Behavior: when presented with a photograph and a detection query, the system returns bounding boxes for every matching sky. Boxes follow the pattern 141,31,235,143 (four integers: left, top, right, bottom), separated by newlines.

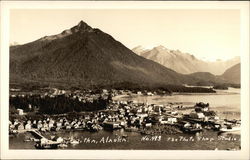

10,9,240,61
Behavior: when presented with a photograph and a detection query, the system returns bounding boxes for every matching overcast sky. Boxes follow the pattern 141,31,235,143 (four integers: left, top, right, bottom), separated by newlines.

10,9,240,61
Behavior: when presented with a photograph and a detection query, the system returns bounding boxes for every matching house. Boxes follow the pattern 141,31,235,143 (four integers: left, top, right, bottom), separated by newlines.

189,112,205,119
136,113,148,118
17,123,24,130
137,108,142,113
195,102,209,112
25,123,32,130
17,109,24,115
56,122,62,128
145,123,152,127
48,121,54,129
37,121,43,130
167,117,177,124
147,92,154,96
103,121,120,130
57,137,64,143
142,107,148,112
13,120,19,126
120,121,127,127
160,120,169,124
66,125,72,130
147,106,153,112
73,123,79,129
43,122,49,131
9,124,15,130
154,105,162,113
152,115,163,122
85,115,90,120
102,89,108,93
28,104,32,110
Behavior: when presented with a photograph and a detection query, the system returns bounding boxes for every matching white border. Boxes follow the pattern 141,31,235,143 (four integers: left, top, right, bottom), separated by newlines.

1,1,249,159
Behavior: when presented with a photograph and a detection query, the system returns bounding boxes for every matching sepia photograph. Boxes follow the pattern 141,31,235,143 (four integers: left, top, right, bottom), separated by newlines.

1,1,249,159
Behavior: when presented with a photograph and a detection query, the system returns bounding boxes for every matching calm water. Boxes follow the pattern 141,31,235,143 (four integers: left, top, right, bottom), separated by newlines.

113,87,241,119
9,88,241,150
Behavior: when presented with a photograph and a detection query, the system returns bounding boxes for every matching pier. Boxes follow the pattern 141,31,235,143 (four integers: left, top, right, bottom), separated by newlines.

27,129,46,139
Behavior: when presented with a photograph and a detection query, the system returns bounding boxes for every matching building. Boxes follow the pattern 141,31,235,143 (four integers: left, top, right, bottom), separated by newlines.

195,102,209,112
17,123,24,130
103,121,121,130
190,112,205,119
137,91,142,95
25,123,32,130
48,121,54,130
37,121,43,130
17,109,24,115
167,117,177,124
147,92,154,96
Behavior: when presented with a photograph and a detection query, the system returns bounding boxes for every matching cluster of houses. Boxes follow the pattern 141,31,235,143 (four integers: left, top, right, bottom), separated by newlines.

9,116,103,133
10,87,171,103
10,96,220,135
10,87,223,136
106,100,181,127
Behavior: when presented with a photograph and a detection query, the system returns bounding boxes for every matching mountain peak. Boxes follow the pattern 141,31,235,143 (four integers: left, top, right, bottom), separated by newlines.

154,45,166,50
132,45,149,55
77,20,90,28
152,45,172,53
39,20,93,42
71,20,93,32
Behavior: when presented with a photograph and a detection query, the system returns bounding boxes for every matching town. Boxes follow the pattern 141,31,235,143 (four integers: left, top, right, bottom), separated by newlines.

9,88,241,149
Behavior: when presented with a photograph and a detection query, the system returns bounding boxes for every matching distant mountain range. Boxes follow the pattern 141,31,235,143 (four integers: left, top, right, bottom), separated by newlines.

10,21,239,89
132,45,240,75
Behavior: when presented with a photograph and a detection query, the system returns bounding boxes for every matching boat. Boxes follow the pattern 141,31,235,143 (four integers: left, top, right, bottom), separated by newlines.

58,143,68,148
24,139,31,142
103,122,122,131
34,138,61,149
182,123,203,134
35,141,61,149
182,127,203,133
30,138,40,142
70,139,80,145
218,119,240,133
219,125,240,133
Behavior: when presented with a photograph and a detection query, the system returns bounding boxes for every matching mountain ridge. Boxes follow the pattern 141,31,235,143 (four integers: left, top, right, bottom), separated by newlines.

132,45,240,75
10,21,194,88
220,63,240,84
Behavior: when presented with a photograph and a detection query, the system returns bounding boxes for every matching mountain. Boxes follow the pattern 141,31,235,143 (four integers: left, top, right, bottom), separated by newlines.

188,72,227,86
187,63,241,86
10,21,209,88
132,45,240,75
131,45,149,56
220,63,240,84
